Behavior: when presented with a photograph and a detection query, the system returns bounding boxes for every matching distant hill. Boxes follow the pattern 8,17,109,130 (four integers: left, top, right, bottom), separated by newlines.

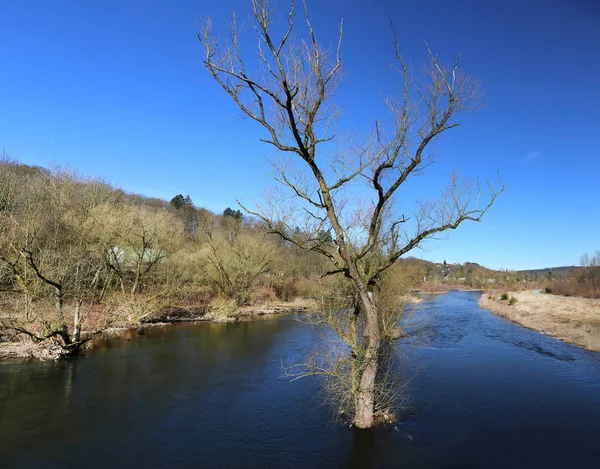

409,258,582,283
515,266,581,280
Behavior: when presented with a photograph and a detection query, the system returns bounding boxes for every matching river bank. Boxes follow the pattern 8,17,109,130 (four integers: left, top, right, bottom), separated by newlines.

0,299,314,361
480,290,600,352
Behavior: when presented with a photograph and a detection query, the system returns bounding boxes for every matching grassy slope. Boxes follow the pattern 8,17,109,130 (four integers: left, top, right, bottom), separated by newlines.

480,291,600,352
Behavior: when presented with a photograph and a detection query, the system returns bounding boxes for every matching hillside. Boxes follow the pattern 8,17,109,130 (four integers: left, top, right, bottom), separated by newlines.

515,266,581,280
0,157,337,356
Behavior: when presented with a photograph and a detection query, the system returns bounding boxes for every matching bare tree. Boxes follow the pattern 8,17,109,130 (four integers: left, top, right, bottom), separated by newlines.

0,169,111,354
91,204,181,296
203,217,274,304
200,0,503,428
282,269,416,426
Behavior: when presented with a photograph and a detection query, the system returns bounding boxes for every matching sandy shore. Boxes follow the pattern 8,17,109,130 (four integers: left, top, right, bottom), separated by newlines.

480,290,600,352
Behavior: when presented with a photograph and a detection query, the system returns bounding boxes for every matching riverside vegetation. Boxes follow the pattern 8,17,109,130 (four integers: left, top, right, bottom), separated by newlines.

480,253,600,351
2,155,597,423
0,156,428,360
0,156,320,358
1,158,595,356
480,291,600,351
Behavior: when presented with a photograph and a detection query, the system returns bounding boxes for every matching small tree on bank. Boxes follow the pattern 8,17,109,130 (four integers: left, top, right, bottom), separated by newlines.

0,166,114,354
199,0,502,428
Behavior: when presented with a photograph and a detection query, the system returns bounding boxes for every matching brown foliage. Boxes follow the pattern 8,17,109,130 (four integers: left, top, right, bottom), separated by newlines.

544,251,600,299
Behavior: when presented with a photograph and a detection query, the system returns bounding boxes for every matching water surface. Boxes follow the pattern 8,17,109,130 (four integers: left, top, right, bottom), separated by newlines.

1,291,599,468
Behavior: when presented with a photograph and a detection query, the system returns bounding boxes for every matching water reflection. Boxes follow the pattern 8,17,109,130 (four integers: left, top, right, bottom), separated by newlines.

1,293,600,468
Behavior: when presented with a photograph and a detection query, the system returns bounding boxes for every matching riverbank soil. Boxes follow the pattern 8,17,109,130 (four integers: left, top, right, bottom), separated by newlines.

0,298,315,361
480,291,600,351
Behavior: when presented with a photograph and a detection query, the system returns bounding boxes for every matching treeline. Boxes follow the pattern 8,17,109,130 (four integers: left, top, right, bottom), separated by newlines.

9,157,587,356
410,259,512,291
544,251,600,299
0,156,338,354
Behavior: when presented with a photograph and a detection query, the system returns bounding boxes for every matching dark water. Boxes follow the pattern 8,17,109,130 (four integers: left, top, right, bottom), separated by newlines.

1,291,600,468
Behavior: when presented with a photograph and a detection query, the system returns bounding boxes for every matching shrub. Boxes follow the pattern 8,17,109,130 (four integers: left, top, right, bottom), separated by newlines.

109,295,162,323
271,278,298,302
500,293,509,301
509,296,518,306
545,278,599,299
205,296,238,322
251,286,278,304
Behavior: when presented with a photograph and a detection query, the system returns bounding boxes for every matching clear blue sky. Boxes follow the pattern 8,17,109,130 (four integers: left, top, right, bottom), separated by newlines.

1,0,598,270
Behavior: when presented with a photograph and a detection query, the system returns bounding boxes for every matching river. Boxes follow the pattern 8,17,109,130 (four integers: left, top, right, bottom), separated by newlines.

1,291,600,468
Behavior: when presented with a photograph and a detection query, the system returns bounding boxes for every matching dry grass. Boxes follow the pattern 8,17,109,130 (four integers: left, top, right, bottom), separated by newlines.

480,291,600,352
202,296,316,322
204,296,239,322
399,294,423,305
236,297,316,317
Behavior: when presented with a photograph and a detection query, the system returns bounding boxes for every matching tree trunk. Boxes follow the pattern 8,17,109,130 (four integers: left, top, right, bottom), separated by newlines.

25,294,32,321
73,300,83,343
99,274,110,301
55,286,64,323
131,259,141,295
354,290,381,429
52,286,74,348
349,303,361,414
